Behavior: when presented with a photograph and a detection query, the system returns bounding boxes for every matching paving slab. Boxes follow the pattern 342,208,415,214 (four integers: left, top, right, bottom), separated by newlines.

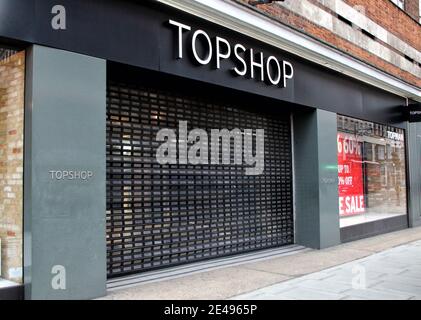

242,248,372,277
291,279,352,294
341,228,421,253
321,273,384,287
371,281,421,296
265,287,346,300
340,288,412,300
399,269,421,280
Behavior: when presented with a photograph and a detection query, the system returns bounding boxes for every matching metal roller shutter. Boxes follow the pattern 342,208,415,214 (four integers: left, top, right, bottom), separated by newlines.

106,80,294,278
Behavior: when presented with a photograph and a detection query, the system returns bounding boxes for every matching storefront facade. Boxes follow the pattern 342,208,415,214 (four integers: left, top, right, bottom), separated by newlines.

0,0,420,299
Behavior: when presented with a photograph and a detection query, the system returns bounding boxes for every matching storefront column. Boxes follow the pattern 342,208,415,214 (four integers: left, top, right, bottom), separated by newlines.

293,109,340,249
24,45,107,299
407,122,421,227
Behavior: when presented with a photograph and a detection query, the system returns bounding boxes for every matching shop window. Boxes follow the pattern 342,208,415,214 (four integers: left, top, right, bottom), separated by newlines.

0,46,24,289
337,115,407,228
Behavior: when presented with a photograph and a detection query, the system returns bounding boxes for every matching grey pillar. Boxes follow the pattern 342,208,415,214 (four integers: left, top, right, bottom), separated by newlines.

293,109,340,249
407,122,421,228
24,45,107,299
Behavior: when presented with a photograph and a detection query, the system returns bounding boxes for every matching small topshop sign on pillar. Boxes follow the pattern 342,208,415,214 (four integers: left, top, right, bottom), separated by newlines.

49,170,94,181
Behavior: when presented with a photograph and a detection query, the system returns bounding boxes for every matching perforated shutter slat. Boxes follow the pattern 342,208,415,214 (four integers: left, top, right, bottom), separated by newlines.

106,81,294,278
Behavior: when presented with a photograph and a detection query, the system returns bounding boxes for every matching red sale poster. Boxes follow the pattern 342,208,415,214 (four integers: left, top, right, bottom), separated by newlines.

337,133,365,216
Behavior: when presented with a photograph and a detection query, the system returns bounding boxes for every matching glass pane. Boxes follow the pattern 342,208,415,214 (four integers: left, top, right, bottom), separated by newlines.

337,115,407,228
0,46,24,288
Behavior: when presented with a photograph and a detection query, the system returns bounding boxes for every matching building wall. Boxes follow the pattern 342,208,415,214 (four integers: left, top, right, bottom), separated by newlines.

402,0,420,22
0,50,24,283
233,0,421,88
344,0,420,50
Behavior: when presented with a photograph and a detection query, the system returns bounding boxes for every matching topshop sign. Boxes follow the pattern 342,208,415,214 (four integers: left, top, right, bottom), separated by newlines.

168,20,294,88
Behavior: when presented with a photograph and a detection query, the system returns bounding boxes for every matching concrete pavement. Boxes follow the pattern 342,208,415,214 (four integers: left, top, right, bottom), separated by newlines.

232,239,421,300
101,226,421,300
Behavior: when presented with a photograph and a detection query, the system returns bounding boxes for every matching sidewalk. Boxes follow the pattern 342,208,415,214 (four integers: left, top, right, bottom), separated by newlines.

101,226,421,300
232,239,421,300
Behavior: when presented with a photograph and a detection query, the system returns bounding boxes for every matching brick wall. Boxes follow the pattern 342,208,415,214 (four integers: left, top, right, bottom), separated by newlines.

233,0,421,88
0,50,24,283
404,0,420,22
344,0,421,51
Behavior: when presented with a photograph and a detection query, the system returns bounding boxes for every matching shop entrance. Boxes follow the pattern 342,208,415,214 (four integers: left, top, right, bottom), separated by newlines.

106,69,294,278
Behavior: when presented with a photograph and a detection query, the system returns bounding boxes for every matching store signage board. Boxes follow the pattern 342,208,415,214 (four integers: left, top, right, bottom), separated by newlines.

406,102,421,122
168,20,294,89
0,1,405,127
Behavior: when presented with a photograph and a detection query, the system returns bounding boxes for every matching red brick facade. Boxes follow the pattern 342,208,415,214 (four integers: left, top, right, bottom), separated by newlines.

403,0,420,22
234,0,421,88
344,0,420,51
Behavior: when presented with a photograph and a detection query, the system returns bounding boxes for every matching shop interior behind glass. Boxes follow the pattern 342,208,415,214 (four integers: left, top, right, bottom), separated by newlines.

337,115,407,228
